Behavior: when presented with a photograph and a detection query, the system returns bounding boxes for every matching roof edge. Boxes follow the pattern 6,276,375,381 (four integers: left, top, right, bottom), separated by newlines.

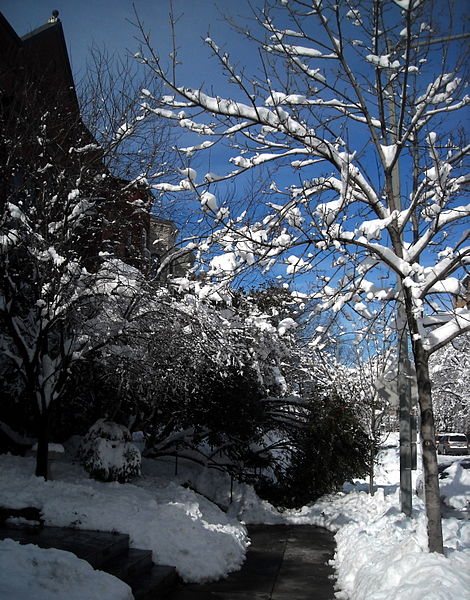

20,19,62,42
0,11,22,45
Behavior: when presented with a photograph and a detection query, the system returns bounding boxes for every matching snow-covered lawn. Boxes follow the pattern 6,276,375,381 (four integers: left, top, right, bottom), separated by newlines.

0,436,469,600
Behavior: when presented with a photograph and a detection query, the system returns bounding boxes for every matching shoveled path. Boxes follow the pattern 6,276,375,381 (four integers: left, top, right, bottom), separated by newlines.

168,524,336,600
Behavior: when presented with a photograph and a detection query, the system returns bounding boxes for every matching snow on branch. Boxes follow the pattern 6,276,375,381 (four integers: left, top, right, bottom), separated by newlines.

425,309,470,353
266,43,337,60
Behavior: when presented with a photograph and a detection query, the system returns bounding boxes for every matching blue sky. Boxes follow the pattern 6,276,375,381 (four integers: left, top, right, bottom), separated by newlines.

1,0,260,86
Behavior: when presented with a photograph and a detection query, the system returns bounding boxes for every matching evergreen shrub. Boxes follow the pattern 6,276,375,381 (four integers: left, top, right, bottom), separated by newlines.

79,419,141,482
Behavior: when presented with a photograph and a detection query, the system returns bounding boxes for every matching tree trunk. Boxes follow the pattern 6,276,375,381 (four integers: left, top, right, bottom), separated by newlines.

369,447,375,495
35,409,50,480
413,340,444,554
369,421,376,495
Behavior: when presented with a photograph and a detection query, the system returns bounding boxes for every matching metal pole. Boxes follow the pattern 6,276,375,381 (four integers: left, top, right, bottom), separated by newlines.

398,323,413,516
386,61,413,516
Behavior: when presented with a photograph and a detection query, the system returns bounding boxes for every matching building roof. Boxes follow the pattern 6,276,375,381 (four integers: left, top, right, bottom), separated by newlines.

0,11,79,117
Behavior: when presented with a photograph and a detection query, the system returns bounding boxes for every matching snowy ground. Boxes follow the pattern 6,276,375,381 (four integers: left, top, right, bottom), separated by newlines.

0,434,469,600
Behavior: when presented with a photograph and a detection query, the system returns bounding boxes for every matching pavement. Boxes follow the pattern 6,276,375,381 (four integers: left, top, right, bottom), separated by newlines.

167,524,336,600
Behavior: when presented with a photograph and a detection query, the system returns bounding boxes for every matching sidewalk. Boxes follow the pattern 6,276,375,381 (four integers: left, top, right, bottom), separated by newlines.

167,524,336,600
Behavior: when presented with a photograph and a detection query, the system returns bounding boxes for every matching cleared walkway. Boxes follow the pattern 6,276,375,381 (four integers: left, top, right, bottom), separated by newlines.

168,524,336,600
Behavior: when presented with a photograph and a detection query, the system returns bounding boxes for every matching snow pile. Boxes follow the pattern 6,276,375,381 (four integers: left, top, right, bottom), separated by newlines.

331,492,469,600
0,455,247,584
285,486,396,530
0,436,469,600
439,460,470,510
0,539,133,600
279,485,470,600
372,435,401,485
141,455,286,525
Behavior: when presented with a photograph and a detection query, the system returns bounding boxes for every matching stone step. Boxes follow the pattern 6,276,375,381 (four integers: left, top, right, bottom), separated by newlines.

0,524,179,599
0,506,43,528
106,547,154,581
0,526,130,569
128,564,179,600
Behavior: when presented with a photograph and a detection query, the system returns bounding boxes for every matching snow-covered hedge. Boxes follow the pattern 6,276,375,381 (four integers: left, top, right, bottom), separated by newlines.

79,420,141,483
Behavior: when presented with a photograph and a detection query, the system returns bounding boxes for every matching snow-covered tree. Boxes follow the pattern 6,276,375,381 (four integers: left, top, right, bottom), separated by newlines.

0,86,102,477
79,419,142,483
0,192,144,478
429,334,470,434
137,0,469,552
0,37,183,477
0,93,148,479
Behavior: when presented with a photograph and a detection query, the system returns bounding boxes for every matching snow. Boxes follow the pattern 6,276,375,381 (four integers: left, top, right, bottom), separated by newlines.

355,212,398,241
0,454,247,586
380,144,398,169
0,435,469,599
392,0,412,9
115,122,135,140
208,252,239,275
286,254,310,274
200,190,218,212
0,539,133,600
424,309,470,351
439,461,470,510
267,44,326,58
30,443,64,457
366,54,401,69
277,317,297,336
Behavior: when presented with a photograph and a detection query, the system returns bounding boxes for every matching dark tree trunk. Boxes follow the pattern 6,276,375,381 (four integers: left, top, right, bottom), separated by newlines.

369,445,375,496
413,339,444,554
35,409,50,480
400,285,444,554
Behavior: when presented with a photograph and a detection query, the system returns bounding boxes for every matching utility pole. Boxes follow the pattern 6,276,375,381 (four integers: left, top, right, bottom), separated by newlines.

392,181,414,516
397,316,413,516
387,60,414,517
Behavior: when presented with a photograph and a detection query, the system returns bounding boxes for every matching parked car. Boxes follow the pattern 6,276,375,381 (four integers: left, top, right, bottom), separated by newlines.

437,433,469,455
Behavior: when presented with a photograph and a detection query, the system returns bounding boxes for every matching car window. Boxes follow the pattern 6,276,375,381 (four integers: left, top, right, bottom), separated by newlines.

449,435,467,442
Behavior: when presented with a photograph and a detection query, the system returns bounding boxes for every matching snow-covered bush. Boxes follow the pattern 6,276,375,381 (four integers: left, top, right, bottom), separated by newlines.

79,419,141,482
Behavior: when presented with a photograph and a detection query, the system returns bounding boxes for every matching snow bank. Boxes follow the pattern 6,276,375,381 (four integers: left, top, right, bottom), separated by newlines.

141,454,286,525
280,486,470,600
0,455,247,583
0,438,469,600
332,492,470,600
439,460,470,510
279,439,470,600
0,539,133,600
